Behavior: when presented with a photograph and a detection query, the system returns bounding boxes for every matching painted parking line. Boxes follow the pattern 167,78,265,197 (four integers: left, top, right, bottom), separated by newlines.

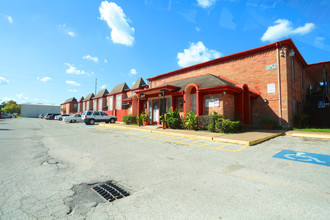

273,150,330,167
90,127,248,152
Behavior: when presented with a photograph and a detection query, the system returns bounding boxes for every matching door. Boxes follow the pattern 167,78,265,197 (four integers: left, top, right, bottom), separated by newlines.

152,100,159,123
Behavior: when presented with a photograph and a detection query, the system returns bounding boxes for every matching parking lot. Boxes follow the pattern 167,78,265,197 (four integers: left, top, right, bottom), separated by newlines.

0,118,329,219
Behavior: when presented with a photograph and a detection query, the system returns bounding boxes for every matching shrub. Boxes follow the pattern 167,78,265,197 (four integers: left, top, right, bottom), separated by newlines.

140,112,149,122
216,118,242,133
184,111,198,130
295,113,309,128
122,114,137,125
166,107,182,129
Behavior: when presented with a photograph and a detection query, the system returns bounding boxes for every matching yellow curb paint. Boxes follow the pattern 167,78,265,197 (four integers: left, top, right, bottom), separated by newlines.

248,132,284,146
286,132,330,139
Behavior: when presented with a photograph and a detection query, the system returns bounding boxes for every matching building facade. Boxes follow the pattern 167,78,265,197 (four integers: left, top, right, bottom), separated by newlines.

61,39,329,127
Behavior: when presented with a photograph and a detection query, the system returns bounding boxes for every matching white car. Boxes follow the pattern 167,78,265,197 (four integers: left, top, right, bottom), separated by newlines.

55,114,69,121
63,114,83,123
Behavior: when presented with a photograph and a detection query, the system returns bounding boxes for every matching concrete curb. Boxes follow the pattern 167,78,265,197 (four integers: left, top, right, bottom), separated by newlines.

99,124,284,146
286,132,330,139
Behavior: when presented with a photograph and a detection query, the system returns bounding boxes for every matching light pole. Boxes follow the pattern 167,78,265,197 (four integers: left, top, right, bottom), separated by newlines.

160,89,167,129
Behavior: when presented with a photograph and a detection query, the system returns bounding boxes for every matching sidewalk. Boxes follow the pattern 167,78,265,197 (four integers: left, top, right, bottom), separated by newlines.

286,130,330,139
99,123,284,146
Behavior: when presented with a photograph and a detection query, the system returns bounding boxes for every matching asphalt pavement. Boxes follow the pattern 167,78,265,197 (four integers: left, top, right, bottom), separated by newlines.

0,118,329,219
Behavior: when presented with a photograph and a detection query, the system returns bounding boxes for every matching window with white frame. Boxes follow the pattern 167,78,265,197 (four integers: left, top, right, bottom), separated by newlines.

83,102,85,111
116,94,122,110
77,104,80,112
98,99,102,111
87,102,89,110
109,96,113,110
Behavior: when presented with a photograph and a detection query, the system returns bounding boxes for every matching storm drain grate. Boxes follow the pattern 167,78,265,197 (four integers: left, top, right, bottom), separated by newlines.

92,181,130,202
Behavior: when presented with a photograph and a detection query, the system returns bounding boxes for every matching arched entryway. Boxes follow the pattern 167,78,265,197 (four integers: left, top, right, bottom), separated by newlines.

184,83,200,116
243,84,251,125
132,94,139,116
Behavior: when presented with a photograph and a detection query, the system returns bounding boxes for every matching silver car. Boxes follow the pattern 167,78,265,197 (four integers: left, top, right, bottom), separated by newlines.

63,114,83,123
55,114,69,121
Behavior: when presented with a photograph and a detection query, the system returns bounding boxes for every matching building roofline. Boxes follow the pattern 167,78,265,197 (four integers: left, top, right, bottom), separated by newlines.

308,61,330,67
147,38,307,81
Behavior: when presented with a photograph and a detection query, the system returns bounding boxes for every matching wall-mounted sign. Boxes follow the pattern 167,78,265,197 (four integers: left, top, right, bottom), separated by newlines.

205,98,220,107
266,64,277,70
267,83,276,94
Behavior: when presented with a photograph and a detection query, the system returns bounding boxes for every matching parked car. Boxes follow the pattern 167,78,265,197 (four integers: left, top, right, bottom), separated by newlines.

0,112,2,119
63,114,83,123
55,114,69,121
44,113,60,120
39,114,45,119
2,113,11,118
81,111,116,125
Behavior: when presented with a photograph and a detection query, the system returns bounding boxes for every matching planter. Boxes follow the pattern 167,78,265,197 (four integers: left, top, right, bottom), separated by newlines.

163,122,168,129
263,124,273,130
143,121,150,126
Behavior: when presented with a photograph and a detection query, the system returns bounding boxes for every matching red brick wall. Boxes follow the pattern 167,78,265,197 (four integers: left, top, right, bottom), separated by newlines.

224,94,235,120
202,94,222,115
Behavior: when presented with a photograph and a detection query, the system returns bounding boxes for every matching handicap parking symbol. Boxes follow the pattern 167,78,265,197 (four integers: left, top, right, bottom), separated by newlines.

273,150,330,167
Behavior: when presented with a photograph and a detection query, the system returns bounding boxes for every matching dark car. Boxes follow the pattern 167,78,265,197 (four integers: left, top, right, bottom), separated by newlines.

0,112,2,119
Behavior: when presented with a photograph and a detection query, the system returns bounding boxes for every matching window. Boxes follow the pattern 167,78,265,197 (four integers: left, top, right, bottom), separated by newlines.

101,112,108,116
293,97,296,115
109,96,113,111
116,94,122,110
87,102,90,110
291,58,295,83
77,104,80,112
166,97,172,112
93,100,97,110
83,102,85,111
93,111,100,115
98,99,102,111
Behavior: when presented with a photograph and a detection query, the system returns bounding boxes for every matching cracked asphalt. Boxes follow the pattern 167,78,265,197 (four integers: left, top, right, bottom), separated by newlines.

0,118,329,219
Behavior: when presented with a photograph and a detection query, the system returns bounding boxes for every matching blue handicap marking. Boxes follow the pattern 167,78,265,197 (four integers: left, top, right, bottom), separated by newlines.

273,150,330,167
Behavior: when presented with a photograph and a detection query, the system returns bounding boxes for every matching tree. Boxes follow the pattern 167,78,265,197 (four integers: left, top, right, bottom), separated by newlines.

0,100,21,114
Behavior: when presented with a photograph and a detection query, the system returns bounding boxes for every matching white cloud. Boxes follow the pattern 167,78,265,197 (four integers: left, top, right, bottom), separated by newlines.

58,24,76,37
0,76,9,85
1,97,15,102
99,1,135,46
261,19,315,42
132,81,135,85
65,63,87,75
2,14,13,23
129,68,137,76
66,80,80,86
101,84,107,89
16,93,23,99
37,76,52,82
177,41,222,68
68,89,77,92
315,37,325,49
104,59,108,63
83,55,99,63
197,0,216,8
195,27,201,32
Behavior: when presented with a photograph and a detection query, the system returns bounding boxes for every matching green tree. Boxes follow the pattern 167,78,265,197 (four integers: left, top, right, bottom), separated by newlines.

0,100,21,114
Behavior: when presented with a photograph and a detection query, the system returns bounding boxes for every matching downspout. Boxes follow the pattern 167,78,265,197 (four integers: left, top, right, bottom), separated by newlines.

276,43,283,126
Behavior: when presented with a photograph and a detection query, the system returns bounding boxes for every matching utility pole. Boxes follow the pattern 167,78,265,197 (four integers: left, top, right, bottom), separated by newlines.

95,78,97,94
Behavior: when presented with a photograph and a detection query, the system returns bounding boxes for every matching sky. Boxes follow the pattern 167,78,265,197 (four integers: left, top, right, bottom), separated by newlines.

0,0,329,105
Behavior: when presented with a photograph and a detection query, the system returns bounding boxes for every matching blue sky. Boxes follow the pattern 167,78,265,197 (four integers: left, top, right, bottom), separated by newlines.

0,0,329,105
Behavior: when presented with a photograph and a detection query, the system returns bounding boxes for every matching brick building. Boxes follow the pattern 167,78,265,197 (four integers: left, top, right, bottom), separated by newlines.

61,39,329,127
60,97,77,115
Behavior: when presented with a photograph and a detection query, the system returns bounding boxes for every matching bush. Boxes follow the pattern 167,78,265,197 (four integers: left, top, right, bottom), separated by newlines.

122,114,137,125
295,113,309,128
216,118,242,133
140,112,149,122
166,107,182,129
184,111,198,130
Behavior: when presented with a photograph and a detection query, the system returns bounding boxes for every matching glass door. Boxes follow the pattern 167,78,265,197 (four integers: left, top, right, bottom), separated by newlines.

152,100,159,123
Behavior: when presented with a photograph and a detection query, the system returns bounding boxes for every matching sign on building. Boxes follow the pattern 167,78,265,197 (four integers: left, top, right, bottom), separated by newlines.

267,83,276,94
205,98,220,107
266,64,277,70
